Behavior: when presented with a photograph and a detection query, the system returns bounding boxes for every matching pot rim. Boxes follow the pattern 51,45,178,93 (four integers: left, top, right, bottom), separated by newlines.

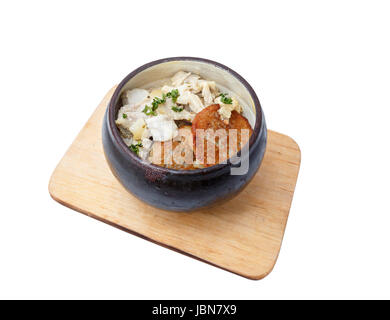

107,56,264,176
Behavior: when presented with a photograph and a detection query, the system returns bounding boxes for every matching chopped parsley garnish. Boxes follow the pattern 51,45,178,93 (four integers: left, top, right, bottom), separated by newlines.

142,105,157,116
219,93,232,104
166,89,180,103
141,90,181,116
171,105,184,112
122,113,127,119
152,96,166,109
143,95,168,116
129,142,143,155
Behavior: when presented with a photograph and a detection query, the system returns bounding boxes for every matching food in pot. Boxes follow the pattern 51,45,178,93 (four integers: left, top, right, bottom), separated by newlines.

115,71,253,169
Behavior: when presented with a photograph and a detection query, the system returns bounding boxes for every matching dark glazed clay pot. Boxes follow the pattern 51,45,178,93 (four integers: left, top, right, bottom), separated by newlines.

102,57,267,211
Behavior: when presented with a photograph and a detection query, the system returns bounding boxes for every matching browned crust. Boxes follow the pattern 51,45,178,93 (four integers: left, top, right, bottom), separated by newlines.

192,104,253,166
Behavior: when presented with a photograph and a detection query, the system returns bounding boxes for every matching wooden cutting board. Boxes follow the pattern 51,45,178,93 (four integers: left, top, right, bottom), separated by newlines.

49,87,301,280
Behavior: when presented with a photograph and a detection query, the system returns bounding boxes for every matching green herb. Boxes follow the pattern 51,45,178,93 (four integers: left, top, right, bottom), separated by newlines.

143,96,167,116
166,89,180,103
219,93,232,104
142,105,157,116
142,91,181,116
171,105,184,112
122,113,127,119
152,96,166,109
129,142,143,155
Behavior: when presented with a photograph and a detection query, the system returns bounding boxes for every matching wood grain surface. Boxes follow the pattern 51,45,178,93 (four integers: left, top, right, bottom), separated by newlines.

49,87,301,280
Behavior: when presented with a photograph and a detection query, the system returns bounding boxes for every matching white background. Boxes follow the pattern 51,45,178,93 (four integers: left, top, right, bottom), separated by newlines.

1,0,389,299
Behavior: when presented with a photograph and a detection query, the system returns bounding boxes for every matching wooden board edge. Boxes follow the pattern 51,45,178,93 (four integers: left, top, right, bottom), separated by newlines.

48,186,272,280
259,133,301,280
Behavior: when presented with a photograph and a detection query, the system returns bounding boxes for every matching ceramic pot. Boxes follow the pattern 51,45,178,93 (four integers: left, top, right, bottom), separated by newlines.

102,57,267,211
